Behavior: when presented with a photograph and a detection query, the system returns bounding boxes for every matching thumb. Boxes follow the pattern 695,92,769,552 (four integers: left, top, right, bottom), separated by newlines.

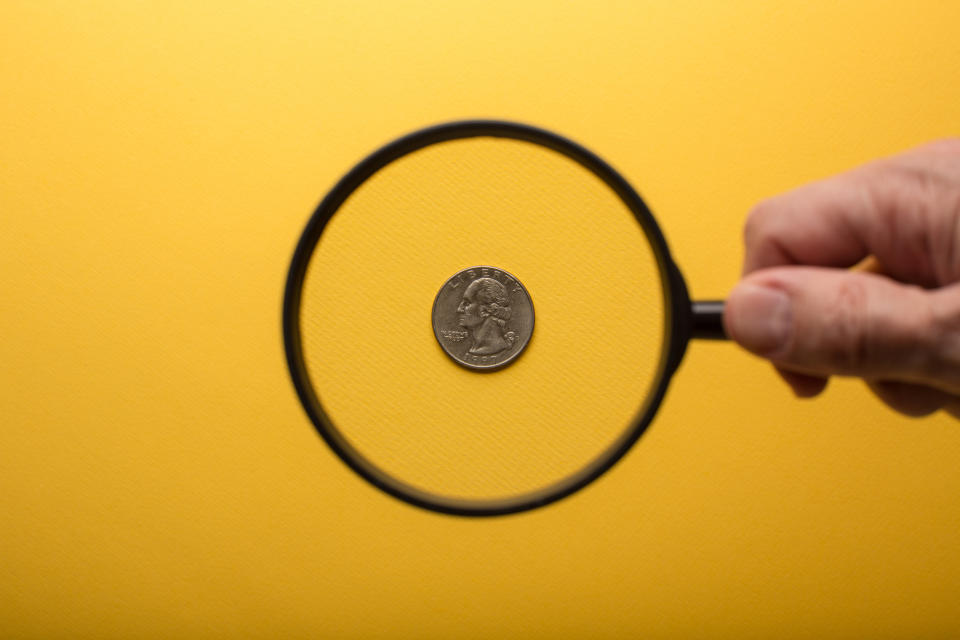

723,266,958,392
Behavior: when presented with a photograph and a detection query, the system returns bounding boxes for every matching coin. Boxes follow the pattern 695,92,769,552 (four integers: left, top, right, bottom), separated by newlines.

432,266,534,371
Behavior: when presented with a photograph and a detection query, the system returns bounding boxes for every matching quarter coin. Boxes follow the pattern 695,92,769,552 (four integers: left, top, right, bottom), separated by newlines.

432,266,534,371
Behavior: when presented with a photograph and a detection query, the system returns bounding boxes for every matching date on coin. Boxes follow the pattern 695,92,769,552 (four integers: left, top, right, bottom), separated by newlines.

432,266,534,371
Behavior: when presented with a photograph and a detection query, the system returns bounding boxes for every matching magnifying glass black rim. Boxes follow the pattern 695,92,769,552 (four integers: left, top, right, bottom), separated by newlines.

283,119,687,517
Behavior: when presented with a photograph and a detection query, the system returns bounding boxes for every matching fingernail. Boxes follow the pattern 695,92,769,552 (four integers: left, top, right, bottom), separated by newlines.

726,283,792,355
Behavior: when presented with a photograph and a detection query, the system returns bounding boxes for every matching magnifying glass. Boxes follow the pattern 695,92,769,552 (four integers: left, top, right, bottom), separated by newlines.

284,120,728,516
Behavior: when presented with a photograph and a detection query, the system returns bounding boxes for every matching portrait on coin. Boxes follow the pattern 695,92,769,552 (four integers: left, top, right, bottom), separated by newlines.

457,277,517,356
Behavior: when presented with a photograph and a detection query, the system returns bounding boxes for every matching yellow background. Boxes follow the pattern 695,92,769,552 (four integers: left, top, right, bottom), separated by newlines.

2,1,959,637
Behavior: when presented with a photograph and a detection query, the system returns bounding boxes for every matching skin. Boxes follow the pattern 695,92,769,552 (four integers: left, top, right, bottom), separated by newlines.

723,139,960,417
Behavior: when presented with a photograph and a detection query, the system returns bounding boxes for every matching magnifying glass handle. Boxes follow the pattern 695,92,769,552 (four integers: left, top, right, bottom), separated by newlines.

691,300,727,340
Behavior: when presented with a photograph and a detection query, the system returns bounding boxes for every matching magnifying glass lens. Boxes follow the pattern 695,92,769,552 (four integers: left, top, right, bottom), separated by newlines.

289,126,678,514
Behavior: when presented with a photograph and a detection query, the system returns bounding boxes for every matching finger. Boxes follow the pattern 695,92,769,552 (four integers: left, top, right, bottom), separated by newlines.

776,368,829,398
742,146,958,287
946,401,960,420
777,258,878,400
743,173,870,274
723,267,960,394
866,380,956,417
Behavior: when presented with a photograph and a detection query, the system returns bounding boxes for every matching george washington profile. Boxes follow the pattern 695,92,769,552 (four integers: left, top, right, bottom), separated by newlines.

457,277,517,356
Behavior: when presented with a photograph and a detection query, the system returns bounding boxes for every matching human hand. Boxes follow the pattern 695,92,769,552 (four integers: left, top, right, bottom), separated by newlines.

723,139,960,417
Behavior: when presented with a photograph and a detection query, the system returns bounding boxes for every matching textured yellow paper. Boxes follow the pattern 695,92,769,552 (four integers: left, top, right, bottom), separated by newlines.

2,1,959,637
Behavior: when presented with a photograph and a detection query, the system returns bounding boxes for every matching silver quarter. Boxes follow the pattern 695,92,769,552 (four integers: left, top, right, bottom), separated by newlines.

432,266,534,371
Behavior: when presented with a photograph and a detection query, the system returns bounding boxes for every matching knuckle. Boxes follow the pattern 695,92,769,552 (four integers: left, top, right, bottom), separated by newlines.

879,158,960,285
819,278,871,372
744,198,779,246
930,291,960,388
